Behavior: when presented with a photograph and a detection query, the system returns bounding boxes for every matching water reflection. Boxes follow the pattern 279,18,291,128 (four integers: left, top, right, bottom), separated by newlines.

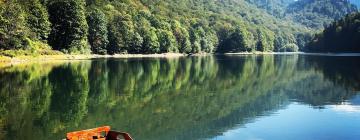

0,55,359,140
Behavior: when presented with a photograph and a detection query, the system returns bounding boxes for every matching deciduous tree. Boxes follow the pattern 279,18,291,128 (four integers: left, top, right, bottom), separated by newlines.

87,8,108,54
48,0,90,54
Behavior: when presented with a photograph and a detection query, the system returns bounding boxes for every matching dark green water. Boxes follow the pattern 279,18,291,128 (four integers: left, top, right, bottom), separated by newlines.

0,55,360,140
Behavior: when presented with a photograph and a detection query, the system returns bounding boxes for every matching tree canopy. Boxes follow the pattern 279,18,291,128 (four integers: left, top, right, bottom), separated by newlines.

0,0,358,54
306,12,360,52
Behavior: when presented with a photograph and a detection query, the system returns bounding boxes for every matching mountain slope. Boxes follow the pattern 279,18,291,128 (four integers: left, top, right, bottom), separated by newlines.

246,0,295,17
286,0,358,29
247,0,358,29
138,0,311,51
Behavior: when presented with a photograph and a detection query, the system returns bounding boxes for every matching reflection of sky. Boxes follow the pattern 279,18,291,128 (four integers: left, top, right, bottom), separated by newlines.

331,95,360,113
211,103,360,140
332,104,360,113
349,94,360,105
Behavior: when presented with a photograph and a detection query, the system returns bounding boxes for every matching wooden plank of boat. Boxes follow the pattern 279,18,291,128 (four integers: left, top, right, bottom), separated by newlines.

65,126,133,140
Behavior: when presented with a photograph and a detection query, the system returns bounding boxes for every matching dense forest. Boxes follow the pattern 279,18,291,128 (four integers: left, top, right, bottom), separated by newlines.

306,12,360,52
286,0,357,29
0,0,357,55
247,0,358,29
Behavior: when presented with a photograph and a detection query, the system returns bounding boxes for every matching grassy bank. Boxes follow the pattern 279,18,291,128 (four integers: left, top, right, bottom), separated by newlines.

0,51,304,63
0,50,305,67
0,53,188,63
0,53,190,69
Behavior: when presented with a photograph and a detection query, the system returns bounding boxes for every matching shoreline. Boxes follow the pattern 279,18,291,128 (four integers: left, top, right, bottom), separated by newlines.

224,52,360,56
0,53,188,62
2,52,360,66
223,52,302,55
0,53,189,68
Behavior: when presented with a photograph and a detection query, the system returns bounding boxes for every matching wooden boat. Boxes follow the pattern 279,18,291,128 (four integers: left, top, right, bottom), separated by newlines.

65,126,133,140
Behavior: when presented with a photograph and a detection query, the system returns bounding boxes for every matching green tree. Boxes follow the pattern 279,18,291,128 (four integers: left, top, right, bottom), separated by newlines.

256,28,275,52
218,26,252,52
142,27,160,53
48,0,90,54
171,20,191,53
189,26,203,53
0,2,28,50
136,15,160,54
306,13,360,52
274,32,297,51
128,32,144,53
107,13,134,54
157,29,177,53
24,0,51,41
286,0,357,29
87,8,108,54
202,30,218,53
280,43,299,52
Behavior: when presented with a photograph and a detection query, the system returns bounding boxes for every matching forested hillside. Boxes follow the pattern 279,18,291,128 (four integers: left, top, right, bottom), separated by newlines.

246,0,295,17
306,12,360,52
0,0,357,55
286,0,358,29
248,0,358,29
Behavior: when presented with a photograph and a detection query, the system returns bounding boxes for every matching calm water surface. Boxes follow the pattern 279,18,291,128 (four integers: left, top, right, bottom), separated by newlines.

0,54,360,140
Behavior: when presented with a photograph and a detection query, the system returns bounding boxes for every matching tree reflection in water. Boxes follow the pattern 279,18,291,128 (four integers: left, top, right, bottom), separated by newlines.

0,55,359,140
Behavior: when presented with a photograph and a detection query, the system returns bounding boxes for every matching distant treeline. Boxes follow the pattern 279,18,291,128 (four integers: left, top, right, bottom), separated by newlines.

286,0,358,29
248,0,358,29
306,12,360,52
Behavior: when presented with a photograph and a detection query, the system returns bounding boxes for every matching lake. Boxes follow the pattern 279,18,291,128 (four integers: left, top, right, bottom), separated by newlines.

0,54,360,140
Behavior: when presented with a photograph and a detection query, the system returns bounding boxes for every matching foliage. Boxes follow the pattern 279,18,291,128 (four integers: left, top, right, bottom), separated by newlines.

286,0,358,29
107,13,135,54
256,28,275,52
0,2,29,50
217,26,253,52
0,0,358,54
142,27,160,54
306,12,360,52
248,0,358,29
48,0,90,54
23,0,51,41
87,8,108,54
274,32,298,52
157,29,177,53
279,43,299,52
246,0,295,17
171,20,191,53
